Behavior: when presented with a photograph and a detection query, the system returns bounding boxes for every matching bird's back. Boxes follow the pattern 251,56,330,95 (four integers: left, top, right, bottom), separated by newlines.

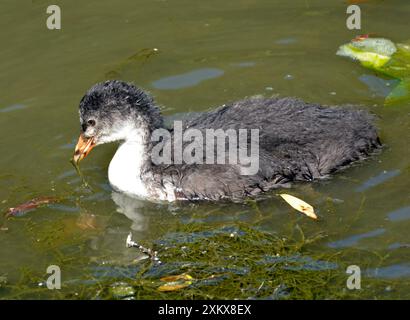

184,96,380,177
147,96,380,201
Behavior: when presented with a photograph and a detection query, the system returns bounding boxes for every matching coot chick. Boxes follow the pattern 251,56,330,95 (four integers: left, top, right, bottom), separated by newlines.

73,80,381,201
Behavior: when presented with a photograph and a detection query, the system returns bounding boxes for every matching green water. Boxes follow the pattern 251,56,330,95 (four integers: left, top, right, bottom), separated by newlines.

1,0,410,299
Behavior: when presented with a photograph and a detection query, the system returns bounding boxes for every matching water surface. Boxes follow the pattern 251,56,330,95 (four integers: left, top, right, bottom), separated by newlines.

0,0,410,299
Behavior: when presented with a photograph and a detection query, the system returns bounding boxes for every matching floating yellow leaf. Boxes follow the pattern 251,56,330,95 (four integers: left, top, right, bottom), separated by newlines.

158,282,192,292
279,194,317,219
158,273,194,292
160,274,193,282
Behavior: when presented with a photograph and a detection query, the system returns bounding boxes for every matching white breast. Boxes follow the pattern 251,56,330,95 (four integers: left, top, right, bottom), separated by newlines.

108,140,149,198
108,139,179,202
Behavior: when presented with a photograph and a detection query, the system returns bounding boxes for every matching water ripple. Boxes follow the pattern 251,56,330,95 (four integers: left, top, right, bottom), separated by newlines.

387,206,410,222
328,228,385,248
0,104,27,113
367,263,410,279
152,68,224,90
355,169,400,192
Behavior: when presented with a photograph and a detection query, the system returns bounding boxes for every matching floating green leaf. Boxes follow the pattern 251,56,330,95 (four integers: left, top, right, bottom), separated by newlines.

337,37,410,106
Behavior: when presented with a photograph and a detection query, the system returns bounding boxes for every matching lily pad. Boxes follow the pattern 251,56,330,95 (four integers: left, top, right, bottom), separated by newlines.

337,37,410,106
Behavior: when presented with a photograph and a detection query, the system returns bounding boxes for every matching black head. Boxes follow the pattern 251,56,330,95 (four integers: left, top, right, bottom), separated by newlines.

78,80,163,145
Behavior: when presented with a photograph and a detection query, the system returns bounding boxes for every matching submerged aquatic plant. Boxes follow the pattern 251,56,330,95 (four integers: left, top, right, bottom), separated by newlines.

4,196,60,218
70,158,92,190
103,48,160,79
2,220,405,300
337,36,410,105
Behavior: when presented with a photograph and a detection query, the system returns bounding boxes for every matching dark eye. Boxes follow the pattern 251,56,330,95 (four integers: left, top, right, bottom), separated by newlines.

87,119,96,126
